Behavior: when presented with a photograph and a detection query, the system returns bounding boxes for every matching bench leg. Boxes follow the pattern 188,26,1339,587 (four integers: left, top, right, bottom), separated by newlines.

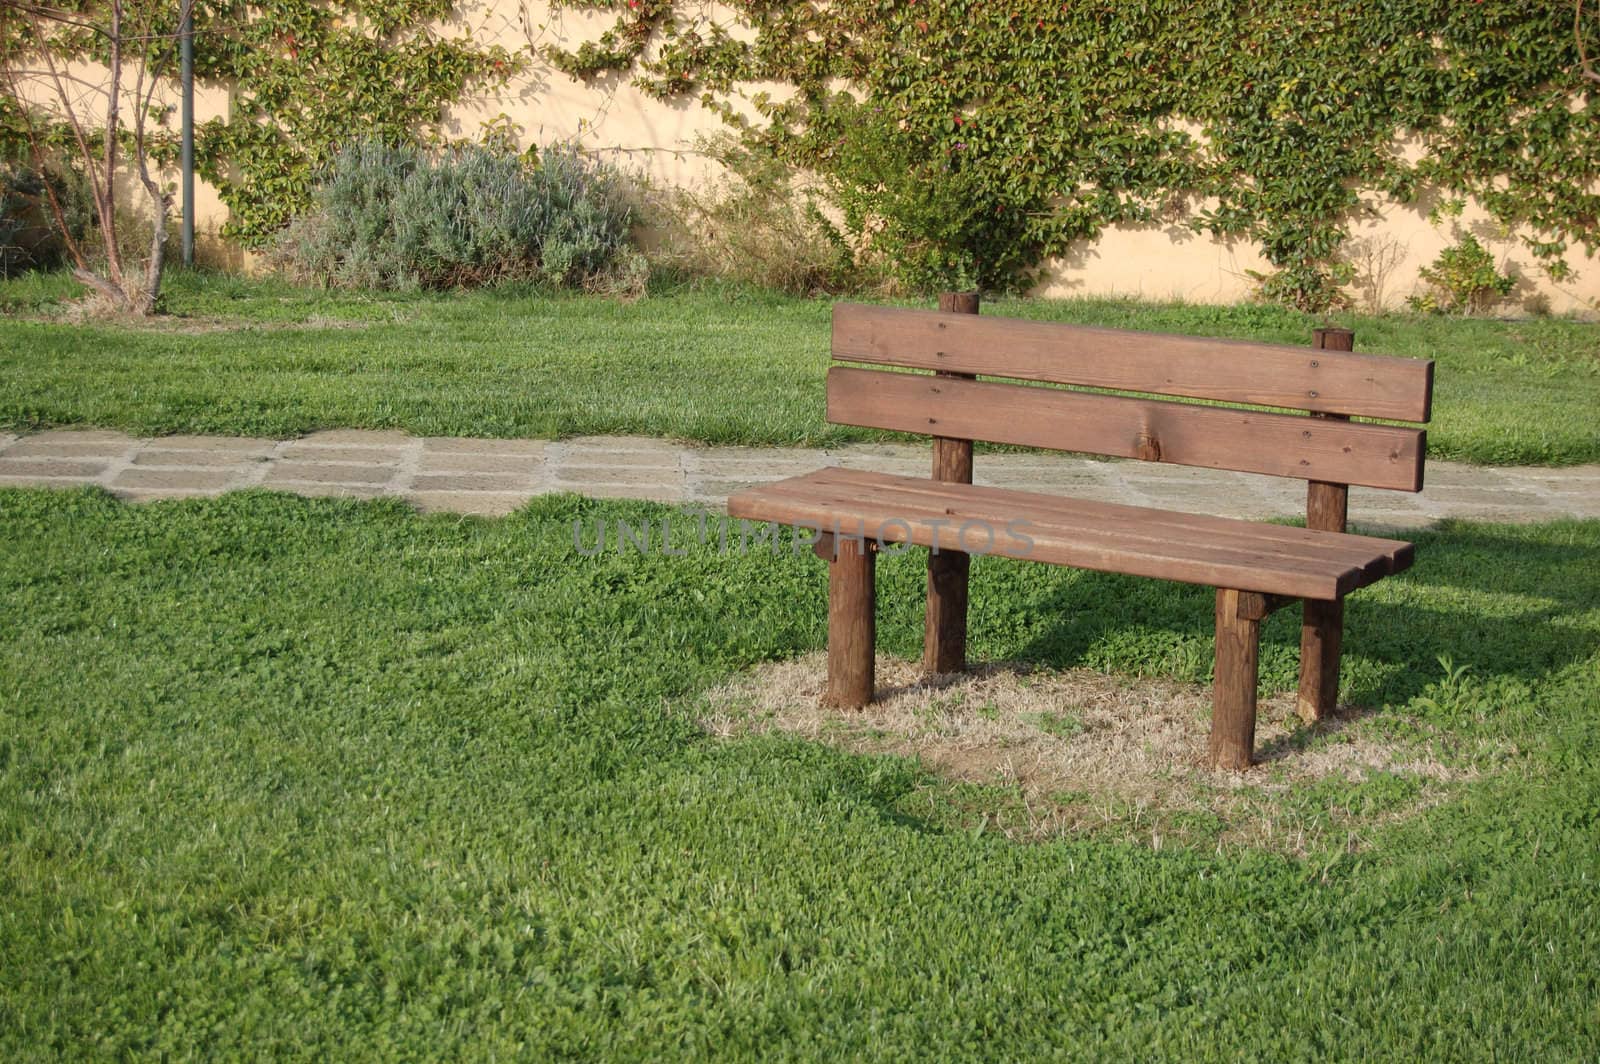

1211,588,1260,771
1296,597,1344,722
824,536,876,707
924,549,969,674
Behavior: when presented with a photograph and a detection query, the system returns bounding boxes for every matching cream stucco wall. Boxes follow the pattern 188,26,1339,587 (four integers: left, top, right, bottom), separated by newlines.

13,60,240,267
17,5,1597,314
1034,196,1596,316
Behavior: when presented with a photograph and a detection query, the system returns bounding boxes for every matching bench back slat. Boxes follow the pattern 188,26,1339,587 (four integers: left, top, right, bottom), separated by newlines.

832,303,1434,423
826,366,1427,492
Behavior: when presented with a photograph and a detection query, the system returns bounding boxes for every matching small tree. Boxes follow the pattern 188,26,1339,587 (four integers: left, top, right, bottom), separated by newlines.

1,0,193,313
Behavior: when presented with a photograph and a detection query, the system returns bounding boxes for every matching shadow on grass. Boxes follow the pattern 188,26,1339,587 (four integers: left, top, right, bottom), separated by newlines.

1000,519,1599,709
1253,704,1384,765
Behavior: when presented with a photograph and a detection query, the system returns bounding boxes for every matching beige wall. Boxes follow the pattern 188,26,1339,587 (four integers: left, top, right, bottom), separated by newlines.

19,6,1597,314
1034,197,1595,316
12,61,239,267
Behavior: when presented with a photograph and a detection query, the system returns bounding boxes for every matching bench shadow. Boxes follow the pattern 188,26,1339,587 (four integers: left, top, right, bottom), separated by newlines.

998,520,1598,710
1382,520,1600,610
1252,703,1385,766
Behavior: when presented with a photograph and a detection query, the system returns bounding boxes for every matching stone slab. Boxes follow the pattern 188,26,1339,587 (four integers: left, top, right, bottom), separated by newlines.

552,467,684,487
264,463,394,486
0,474,102,488
417,452,544,475
113,468,235,491
422,437,547,456
411,473,537,493
686,457,834,477
1421,488,1548,508
22,429,132,443
3,439,130,459
279,444,406,465
1422,465,1516,489
133,449,262,469
146,435,277,453
1514,477,1600,495
0,458,108,478
973,472,1117,493
557,453,682,471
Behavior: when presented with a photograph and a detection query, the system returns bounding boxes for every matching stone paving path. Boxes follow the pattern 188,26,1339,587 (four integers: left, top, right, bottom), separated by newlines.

1,428,1597,528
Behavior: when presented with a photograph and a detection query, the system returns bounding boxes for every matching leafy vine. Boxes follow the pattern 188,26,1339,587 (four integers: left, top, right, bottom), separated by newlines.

193,0,520,243
545,0,1600,306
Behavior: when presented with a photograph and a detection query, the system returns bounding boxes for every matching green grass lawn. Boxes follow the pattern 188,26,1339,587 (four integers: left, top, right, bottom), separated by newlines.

3,486,1598,1057
1,270,1596,465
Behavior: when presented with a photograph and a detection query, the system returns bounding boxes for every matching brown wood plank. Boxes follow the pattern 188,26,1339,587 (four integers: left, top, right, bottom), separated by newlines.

767,478,1371,597
729,474,1361,599
730,468,1413,598
844,467,1408,560
1236,592,1298,622
808,468,1412,575
1211,589,1261,771
832,303,1434,422
824,535,876,707
1298,598,1344,723
799,477,1400,592
926,291,979,675
826,367,1427,492
760,467,1412,578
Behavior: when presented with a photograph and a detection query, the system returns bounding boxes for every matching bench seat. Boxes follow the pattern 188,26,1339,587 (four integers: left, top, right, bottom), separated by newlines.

729,300,1435,769
728,467,1413,602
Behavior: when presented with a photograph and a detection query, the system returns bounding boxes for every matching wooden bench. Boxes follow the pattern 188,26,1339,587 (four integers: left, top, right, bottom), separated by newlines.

727,296,1434,770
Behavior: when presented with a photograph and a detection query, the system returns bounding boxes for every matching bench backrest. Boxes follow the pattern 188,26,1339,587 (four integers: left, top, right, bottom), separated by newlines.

827,303,1433,492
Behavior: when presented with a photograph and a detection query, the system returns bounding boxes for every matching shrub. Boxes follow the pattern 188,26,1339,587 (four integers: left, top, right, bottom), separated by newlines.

0,174,33,277
640,138,876,296
1407,234,1516,315
272,140,642,291
0,163,87,278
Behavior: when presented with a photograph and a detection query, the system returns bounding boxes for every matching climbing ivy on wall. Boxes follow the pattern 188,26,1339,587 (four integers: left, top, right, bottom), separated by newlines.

2,2,519,246
547,0,1600,306
193,0,518,242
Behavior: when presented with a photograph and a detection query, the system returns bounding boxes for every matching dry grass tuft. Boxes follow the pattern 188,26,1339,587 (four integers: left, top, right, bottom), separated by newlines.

701,652,1491,854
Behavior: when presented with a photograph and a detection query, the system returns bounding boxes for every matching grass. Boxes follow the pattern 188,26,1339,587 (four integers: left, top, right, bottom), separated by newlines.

0,269,1596,465
2,486,1598,1057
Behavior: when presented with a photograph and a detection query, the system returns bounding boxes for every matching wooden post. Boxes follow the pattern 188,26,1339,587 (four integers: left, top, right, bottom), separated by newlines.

1211,588,1261,771
824,533,876,707
1298,326,1354,723
924,290,979,674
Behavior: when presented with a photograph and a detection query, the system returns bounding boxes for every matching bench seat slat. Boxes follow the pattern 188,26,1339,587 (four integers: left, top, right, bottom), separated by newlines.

833,303,1435,422
836,469,1412,577
728,469,1412,601
761,473,1385,596
827,366,1427,492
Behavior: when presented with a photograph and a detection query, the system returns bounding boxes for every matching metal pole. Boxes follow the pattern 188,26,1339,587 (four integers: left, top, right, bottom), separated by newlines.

180,1,194,267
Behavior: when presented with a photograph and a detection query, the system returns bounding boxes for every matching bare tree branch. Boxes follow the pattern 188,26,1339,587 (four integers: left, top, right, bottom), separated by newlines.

1581,0,1600,84
22,12,110,231
0,64,95,278
4,0,193,313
